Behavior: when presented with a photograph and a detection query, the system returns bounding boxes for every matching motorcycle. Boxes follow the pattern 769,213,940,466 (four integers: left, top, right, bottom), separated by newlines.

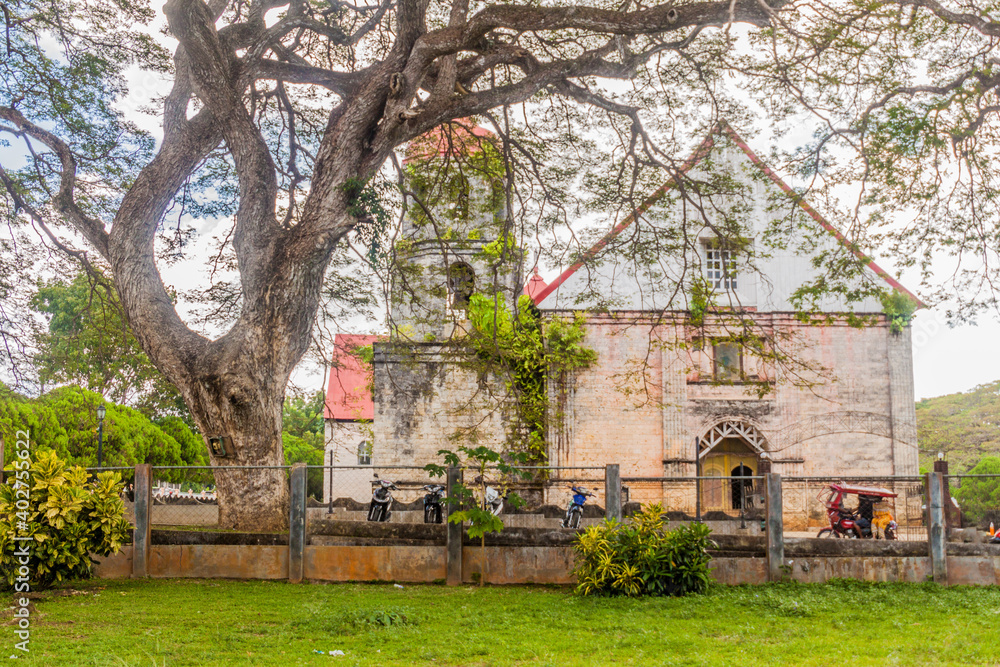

422,484,446,524
816,482,898,539
483,485,504,516
561,485,597,529
367,477,398,522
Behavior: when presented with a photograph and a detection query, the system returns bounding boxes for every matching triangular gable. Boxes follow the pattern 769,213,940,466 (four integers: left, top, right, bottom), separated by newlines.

532,121,922,308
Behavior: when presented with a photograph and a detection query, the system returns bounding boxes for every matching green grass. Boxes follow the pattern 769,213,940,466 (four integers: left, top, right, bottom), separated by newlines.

6,578,1000,665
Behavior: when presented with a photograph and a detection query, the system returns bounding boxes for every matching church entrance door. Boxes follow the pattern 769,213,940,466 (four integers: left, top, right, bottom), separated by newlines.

700,438,759,513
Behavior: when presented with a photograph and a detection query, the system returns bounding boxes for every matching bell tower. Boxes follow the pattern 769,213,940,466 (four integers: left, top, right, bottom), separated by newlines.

391,120,522,340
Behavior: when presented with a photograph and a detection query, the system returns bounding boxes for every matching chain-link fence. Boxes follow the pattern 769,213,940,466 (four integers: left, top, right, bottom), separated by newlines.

945,473,1000,532
781,476,926,541
315,464,609,528
125,466,293,533
621,476,767,536
99,463,1000,542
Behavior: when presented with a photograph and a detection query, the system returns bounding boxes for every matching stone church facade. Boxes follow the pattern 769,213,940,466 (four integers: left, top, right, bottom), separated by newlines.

324,121,920,523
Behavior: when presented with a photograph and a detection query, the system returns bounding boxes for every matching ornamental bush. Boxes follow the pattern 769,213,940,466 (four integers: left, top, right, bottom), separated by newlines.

571,503,716,597
0,450,131,589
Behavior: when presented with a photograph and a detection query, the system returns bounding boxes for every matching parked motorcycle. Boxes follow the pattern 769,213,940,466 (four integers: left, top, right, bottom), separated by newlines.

561,485,597,529
483,485,504,516
367,477,398,522
816,482,898,539
422,484,445,524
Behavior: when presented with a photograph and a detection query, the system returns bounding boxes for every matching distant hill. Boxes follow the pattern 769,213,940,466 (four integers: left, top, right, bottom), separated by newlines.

915,381,1000,473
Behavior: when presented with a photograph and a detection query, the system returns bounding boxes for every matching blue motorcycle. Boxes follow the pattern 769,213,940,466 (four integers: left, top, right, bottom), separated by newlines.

560,485,597,529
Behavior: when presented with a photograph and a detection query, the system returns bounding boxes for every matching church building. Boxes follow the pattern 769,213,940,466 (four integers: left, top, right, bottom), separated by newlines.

324,121,920,523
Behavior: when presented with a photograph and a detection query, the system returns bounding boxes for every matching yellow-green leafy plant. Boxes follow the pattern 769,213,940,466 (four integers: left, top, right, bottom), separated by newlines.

0,450,131,589
571,503,716,597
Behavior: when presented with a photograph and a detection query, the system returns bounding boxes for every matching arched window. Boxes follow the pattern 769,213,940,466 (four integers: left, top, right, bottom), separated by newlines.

447,262,475,314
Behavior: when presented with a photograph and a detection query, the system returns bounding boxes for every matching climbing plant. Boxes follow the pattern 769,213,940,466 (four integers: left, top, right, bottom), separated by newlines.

880,290,918,335
465,293,596,463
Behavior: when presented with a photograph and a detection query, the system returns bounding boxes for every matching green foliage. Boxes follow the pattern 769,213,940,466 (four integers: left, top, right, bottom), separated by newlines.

281,390,327,499
688,278,714,328
404,131,506,229
915,380,1000,473
544,312,599,374
952,456,1000,527
476,233,520,266
572,504,716,597
0,450,130,589
426,445,531,583
0,383,204,472
30,271,189,421
340,178,392,268
465,294,595,462
426,445,531,538
879,290,918,335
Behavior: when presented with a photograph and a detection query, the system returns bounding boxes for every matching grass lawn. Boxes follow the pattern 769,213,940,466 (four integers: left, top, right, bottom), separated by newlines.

5,578,1000,666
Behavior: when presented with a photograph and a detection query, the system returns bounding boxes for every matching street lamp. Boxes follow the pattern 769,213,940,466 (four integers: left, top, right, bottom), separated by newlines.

96,404,106,468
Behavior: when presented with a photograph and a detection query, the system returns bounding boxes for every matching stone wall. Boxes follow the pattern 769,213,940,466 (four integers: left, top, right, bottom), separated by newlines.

550,312,919,515
372,342,511,468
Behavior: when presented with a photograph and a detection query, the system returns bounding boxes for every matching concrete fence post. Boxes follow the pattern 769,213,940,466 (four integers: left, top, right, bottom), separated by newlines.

925,471,948,584
289,463,307,583
605,464,621,522
132,464,152,578
933,459,960,530
446,466,463,586
765,472,784,583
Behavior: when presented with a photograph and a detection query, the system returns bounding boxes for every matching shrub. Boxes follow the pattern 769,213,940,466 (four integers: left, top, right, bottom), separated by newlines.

0,450,131,589
571,503,716,597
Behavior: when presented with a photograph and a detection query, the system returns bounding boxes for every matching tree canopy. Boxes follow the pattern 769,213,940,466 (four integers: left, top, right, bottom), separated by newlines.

0,383,206,470
30,270,189,420
2,0,998,528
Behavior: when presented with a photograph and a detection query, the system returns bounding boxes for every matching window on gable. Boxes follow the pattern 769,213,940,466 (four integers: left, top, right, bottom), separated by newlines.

704,241,737,291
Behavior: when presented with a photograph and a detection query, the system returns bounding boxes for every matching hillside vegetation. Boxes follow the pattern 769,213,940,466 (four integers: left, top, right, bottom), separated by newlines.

915,381,1000,473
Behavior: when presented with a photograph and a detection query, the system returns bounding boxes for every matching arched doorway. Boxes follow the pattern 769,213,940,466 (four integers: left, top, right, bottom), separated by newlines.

698,421,767,512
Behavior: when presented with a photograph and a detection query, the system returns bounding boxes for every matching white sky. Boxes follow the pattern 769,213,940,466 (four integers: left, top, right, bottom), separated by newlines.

5,5,1000,403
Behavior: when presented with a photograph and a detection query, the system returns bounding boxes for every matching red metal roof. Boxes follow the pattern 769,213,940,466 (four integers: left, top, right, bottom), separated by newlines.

523,266,549,301
324,334,379,421
531,121,923,309
403,119,494,163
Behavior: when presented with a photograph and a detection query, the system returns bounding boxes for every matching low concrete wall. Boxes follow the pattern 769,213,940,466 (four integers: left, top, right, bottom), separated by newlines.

305,546,446,582
91,542,1000,586
144,545,289,579
94,549,132,579
461,547,576,585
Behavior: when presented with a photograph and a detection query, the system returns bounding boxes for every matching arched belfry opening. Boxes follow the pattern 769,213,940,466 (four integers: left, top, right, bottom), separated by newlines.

447,262,475,315
698,421,768,512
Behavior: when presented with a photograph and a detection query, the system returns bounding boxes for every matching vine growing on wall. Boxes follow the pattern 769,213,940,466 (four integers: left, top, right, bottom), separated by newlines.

465,293,596,463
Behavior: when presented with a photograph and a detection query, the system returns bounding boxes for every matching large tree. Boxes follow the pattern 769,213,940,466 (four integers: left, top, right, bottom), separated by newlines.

1,0,997,529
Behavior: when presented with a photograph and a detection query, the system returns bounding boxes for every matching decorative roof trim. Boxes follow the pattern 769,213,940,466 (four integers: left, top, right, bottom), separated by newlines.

532,121,923,308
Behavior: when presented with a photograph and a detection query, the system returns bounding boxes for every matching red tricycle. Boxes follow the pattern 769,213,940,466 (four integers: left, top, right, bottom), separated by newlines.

816,483,898,540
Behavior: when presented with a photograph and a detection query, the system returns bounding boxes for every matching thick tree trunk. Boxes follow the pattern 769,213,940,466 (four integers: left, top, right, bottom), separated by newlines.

178,352,291,531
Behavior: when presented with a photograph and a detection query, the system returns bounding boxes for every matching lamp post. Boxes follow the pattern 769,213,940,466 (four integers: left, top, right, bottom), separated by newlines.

96,404,106,468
